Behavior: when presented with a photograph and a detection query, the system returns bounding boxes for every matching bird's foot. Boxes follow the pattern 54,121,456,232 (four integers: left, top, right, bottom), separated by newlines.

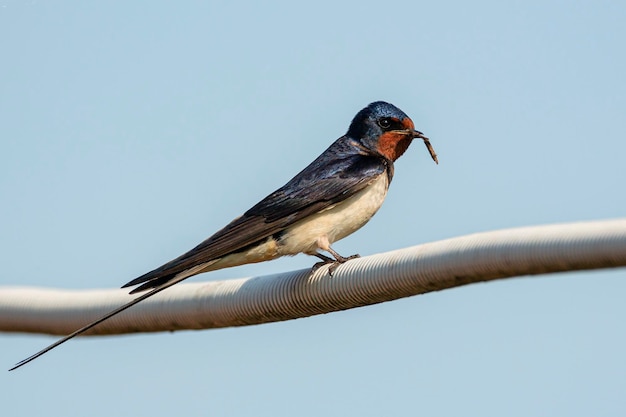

312,253,334,273
327,254,360,276
312,252,360,276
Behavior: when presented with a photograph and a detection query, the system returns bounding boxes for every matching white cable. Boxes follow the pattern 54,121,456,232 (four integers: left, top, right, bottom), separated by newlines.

1,218,625,336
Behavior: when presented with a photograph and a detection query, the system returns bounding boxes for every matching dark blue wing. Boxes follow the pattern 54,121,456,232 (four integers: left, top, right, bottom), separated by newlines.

123,137,389,292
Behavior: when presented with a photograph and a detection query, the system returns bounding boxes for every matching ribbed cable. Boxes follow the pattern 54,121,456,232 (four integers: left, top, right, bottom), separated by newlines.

1,218,625,336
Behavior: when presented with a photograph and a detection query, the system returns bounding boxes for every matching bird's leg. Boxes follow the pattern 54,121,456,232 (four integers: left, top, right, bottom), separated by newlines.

314,253,335,262
311,253,335,273
326,247,360,263
311,247,360,276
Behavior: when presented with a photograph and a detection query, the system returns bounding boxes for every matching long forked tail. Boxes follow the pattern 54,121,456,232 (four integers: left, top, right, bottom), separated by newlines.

9,273,191,371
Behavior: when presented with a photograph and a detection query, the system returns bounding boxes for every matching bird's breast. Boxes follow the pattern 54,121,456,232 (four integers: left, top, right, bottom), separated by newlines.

278,173,390,255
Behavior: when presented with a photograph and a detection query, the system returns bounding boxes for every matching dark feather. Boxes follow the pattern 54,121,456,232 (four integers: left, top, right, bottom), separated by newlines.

123,137,390,292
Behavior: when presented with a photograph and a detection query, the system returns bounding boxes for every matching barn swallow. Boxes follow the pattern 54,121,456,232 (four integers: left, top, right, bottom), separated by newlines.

10,101,438,370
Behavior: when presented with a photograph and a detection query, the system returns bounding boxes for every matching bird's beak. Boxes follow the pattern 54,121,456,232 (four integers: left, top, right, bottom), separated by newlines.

410,130,438,165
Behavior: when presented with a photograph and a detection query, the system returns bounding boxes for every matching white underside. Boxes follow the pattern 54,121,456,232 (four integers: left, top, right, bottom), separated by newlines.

278,172,389,255
195,173,389,273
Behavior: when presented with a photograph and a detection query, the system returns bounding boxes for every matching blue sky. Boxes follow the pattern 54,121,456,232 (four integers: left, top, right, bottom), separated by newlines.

1,1,625,416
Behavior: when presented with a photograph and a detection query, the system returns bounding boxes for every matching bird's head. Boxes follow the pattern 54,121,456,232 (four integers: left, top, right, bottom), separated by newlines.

347,101,438,164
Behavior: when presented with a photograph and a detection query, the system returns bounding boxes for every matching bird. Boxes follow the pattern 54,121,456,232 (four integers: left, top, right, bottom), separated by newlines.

10,100,438,371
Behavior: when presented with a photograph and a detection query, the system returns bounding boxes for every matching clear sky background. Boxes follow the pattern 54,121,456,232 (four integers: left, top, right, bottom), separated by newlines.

1,1,625,416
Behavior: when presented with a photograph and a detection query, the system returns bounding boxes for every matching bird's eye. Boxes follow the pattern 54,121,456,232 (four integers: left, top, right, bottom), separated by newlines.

377,118,391,129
